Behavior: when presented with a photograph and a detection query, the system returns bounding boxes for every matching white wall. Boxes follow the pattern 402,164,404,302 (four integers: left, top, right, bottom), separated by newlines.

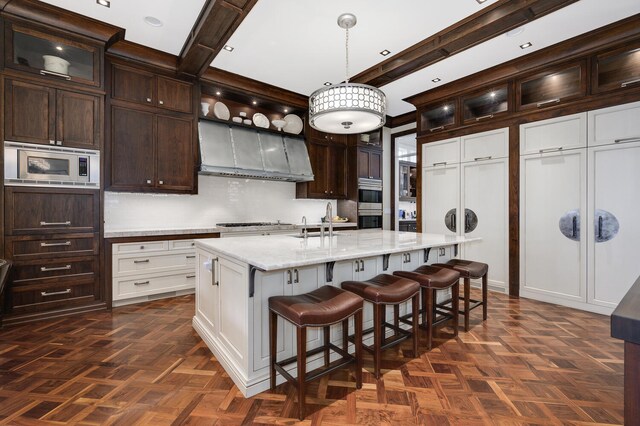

105,175,335,231
383,123,417,229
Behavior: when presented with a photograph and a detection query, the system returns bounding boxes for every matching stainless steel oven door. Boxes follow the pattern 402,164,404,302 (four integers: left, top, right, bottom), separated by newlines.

358,209,383,229
18,149,83,182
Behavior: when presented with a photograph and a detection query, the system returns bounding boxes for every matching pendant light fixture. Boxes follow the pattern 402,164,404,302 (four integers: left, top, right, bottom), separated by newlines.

309,13,386,134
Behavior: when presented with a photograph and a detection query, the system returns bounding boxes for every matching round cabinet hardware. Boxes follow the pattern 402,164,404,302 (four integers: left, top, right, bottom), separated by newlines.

140,245,145,249
146,179,152,184
57,140,63,146
146,98,152,103
330,191,333,194
49,140,55,145
159,100,164,105
159,180,164,185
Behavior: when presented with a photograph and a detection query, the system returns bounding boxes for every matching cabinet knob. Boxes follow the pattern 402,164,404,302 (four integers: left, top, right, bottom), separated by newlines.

330,191,333,194
146,179,152,184
56,141,63,146
49,140,55,145
159,100,164,105
146,97,152,103
159,180,164,185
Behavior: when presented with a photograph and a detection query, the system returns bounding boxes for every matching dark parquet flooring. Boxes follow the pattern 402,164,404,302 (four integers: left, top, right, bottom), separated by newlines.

0,290,624,425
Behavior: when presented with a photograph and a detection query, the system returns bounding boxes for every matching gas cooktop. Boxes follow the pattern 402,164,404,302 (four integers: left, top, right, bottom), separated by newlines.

216,222,292,227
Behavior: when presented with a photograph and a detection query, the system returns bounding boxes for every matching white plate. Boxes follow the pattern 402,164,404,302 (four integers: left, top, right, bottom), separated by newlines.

283,114,303,134
253,113,269,129
213,101,230,120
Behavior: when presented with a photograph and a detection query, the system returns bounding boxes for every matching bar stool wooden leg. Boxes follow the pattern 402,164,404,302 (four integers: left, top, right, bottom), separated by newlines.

394,304,400,329
421,287,428,327
482,273,488,321
426,288,434,350
452,282,459,337
269,310,277,390
342,318,349,354
354,310,363,388
296,326,307,420
411,293,419,356
464,277,471,332
323,326,330,365
373,303,383,379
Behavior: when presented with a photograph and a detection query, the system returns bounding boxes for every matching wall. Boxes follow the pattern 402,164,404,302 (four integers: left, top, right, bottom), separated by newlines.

105,175,335,231
383,123,417,230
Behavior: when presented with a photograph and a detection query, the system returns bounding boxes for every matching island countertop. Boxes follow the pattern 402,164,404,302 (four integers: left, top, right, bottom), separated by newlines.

195,229,480,271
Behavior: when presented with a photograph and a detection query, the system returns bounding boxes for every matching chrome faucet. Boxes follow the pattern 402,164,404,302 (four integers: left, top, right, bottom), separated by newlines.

301,215,308,238
324,202,334,240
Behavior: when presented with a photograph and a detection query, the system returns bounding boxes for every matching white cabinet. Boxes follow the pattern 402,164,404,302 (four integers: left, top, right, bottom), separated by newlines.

588,101,640,147
422,128,509,292
520,148,587,302
587,141,640,309
520,113,586,154
112,238,197,306
421,137,459,166
196,252,218,334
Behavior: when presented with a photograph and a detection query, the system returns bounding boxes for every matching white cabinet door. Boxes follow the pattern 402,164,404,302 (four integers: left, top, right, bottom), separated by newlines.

217,256,249,367
422,164,460,235
422,137,459,166
588,101,640,147
461,127,509,162
196,251,218,334
588,141,640,308
461,157,509,292
520,113,587,154
520,149,587,302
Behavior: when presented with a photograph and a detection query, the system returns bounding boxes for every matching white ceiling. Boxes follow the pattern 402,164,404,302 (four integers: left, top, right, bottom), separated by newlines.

40,0,640,117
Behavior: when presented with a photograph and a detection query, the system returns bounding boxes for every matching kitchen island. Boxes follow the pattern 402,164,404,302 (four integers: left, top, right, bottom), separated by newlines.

193,230,479,397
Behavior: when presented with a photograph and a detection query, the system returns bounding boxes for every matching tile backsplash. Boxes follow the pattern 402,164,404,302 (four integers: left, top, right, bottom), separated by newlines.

105,175,335,231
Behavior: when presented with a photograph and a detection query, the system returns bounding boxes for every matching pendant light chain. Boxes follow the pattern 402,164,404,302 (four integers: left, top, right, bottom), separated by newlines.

345,26,350,83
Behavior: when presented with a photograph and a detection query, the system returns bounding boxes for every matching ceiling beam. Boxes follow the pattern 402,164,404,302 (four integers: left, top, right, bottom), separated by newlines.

350,0,579,88
177,0,258,77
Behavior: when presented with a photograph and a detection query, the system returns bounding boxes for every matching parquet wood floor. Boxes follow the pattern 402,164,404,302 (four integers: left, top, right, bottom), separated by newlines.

0,290,624,425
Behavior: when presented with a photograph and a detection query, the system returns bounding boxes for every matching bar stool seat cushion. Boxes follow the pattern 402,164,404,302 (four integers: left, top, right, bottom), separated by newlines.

394,265,460,289
341,274,419,304
269,286,363,327
433,259,488,279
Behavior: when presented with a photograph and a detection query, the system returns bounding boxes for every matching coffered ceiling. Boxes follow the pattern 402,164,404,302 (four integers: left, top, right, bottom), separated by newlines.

40,0,640,117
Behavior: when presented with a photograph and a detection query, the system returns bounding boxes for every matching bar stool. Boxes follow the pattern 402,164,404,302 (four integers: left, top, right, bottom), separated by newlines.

269,285,363,420
393,265,460,349
341,274,420,379
433,259,488,331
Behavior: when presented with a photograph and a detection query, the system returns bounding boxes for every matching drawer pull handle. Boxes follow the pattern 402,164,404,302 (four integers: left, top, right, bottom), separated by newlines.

432,161,447,166
134,281,150,286
539,146,563,153
536,98,561,108
186,274,196,279
186,255,196,259
40,69,72,80
41,264,71,272
429,125,445,132
40,241,71,247
40,221,71,226
614,137,640,144
474,156,492,161
621,78,640,88
475,114,494,121
133,259,150,264
41,288,71,297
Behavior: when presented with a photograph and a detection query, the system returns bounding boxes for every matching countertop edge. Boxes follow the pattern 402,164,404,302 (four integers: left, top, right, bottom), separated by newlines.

611,275,640,345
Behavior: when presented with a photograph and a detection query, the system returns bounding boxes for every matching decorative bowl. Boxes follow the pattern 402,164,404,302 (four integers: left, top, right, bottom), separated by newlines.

272,119,287,131
42,55,70,74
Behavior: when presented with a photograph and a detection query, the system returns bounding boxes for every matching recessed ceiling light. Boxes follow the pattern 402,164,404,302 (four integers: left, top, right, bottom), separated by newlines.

144,16,163,27
215,91,221,96
223,45,234,52
520,42,533,49
324,82,332,86
432,77,441,83
55,46,63,51
96,0,110,7
506,27,525,37
252,100,257,105
379,49,391,56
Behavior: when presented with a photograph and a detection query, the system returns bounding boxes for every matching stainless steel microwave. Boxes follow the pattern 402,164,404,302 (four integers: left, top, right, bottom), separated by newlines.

4,141,100,189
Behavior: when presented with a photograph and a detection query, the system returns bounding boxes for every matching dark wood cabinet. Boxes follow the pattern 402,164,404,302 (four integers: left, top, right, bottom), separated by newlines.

357,147,382,180
5,79,100,149
516,61,587,111
357,128,382,148
297,140,347,199
305,124,348,144
462,85,509,123
108,105,195,193
5,234,99,261
111,64,193,113
592,43,640,94
420,99,457,133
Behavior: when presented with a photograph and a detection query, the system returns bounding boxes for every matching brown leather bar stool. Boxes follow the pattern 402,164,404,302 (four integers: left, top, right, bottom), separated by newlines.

341,274,420,379
433,259,488,331
269,285,363,420
393,265,460,349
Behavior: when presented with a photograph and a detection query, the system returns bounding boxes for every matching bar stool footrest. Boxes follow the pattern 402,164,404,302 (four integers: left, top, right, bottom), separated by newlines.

437,299,483,314
274,342,355,384
347,322,412,353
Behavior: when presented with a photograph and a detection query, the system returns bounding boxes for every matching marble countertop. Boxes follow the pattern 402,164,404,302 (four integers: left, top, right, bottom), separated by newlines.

104,222,355,238
195,229,479,271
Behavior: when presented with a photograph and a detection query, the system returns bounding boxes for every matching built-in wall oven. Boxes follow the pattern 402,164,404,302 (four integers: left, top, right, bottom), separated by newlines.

357,178,383,229
4,141,100,189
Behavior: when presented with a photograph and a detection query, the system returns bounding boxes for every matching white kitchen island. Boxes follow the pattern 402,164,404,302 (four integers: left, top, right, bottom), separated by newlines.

193,230,479,397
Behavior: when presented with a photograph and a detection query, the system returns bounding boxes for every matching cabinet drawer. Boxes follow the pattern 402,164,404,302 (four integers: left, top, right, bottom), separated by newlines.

461,128,509,162
7,234,98,260
113,271,196,300
9,276,97,313
169,239,196,250
422,137,460,167
4,187,99,235
519,113,586,155
113,241,168,254
113,252,195,276
12,256,98,285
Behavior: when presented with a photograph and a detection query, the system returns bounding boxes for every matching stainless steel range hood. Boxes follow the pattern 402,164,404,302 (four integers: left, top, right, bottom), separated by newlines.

198,120,314,182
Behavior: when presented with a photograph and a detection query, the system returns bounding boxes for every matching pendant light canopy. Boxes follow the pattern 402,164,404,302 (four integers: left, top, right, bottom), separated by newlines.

309,13,386,134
